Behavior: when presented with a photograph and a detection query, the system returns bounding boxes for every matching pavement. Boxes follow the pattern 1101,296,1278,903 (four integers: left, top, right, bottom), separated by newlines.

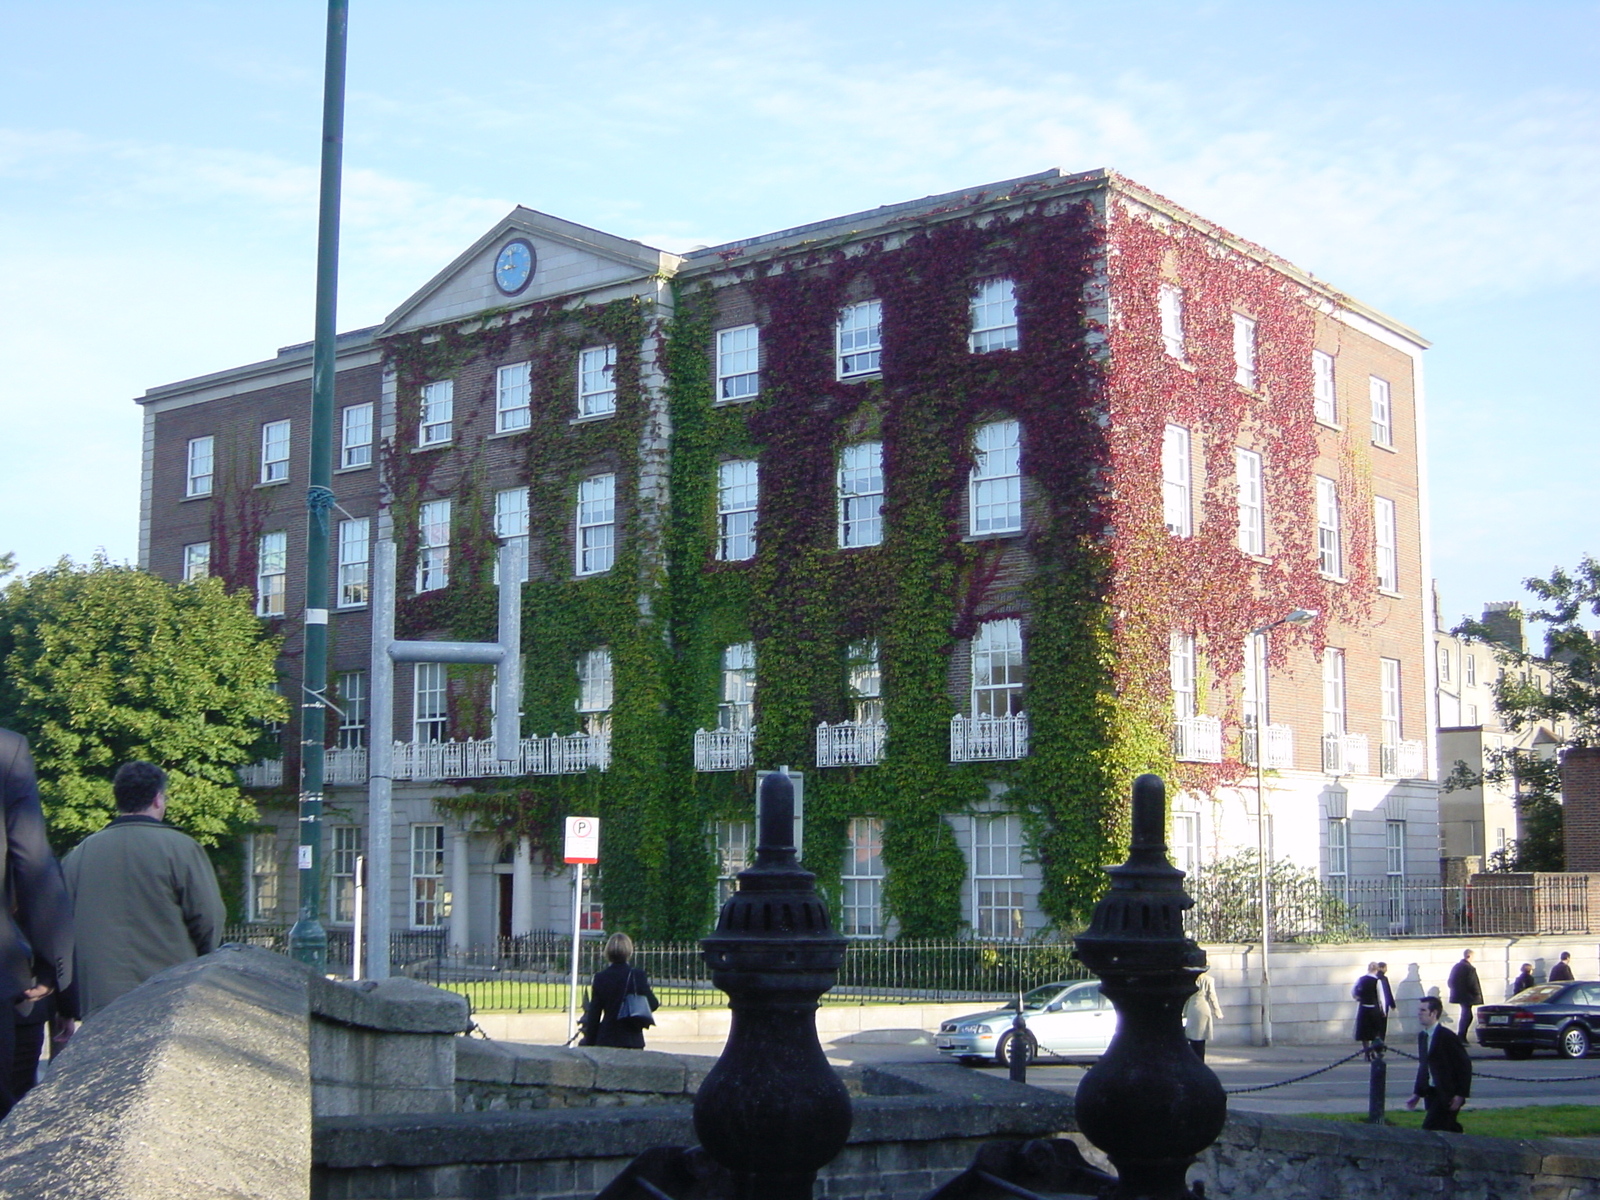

642,1033,1600,1118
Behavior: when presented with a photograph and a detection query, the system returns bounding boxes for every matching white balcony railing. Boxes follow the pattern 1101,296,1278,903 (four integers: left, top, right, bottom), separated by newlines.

399,733,610,781
1241,723,1294,769
325,746,368,785
1381,739,1427,780
950,713,1029,763
1322,732,1370,776
1172,715,1223,763
694,726,755,772
237,759,283,789
816,720,887,767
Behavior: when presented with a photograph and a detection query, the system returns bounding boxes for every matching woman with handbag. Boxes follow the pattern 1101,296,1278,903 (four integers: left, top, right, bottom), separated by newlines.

579,932,659,1049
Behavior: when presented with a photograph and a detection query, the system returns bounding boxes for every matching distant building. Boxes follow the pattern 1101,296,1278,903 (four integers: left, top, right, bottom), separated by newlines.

1434,596,1563,863
137,168,1437,945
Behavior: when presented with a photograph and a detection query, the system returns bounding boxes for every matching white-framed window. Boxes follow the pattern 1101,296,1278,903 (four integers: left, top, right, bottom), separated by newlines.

335,670,367,749
1315,475,1342,578
1465,702,1479,725
973,814,1025,940
494,487,530,584
417,499,451,592
1232,313,1257,389
341,402,374,468
185,436,215,497
1437,644,1452,684
248,832,279,922
577,648,613,735
716,325,760,401
1235,448,1263,556
256,531,287,618
182,542,210,581
576,474,616,575
836,300,882,379
411,824,446,929
414,662,448,744
715,819,753,905
972,619,1024,718
496,362,532,433
718,642,756,730
1171,811,1201,880
838,442,884,548
1370,376,1393,447
1465,653,1477,686
578,345,617,417
1169,632,1197,719
1322,648,1346,735
1312,350,1337,424
847,639,882,724
1158,283,1184,359
969,419,1022,536
969,279,1019,353
1385,819,1407,928
420,381,453,445
330,825,361,924
337,517,370,608
1380,657,1402,748
840,817,885,937
261,419,291,484
1374,496,1398,593
717,460,758,562
1162,424,1192,537
1327,817,1349,896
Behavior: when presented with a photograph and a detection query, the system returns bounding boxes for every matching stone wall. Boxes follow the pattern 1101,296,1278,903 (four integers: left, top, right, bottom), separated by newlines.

454,1038,712,1111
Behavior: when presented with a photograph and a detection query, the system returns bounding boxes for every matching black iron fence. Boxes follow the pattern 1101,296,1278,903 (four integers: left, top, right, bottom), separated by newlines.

1185,874,1593,944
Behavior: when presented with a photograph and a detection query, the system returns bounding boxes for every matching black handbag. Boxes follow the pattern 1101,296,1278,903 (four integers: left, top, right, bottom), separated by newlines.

616,968,655,1028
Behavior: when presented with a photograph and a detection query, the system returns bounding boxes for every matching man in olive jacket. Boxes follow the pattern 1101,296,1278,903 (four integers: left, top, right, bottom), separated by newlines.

61,762,226,1019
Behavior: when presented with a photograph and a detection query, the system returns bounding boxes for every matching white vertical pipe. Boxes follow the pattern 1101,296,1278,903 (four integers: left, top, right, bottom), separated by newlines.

367,538,396,979
450,830,471,953
351,854,366,981
567,861,585,1044
512,835,535,937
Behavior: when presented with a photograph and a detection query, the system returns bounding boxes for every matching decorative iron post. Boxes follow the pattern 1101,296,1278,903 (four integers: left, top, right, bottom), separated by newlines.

1072,774,1226,1200
693,769,853,1200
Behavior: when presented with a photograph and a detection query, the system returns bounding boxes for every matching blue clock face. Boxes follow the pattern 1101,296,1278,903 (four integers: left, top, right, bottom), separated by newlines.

494,239,535,295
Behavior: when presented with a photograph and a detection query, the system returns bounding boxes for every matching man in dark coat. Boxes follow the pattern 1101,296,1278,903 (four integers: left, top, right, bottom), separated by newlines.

0,728,75,1116
1447,949,1483,1039
1549,952,1575,982
1406,996,1472,1132
61,762,225,1019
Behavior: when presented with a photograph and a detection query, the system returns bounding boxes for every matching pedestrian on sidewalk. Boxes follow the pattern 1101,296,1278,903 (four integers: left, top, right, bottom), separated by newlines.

1549,951,1575,982
1353,962,1383,1049
1375,961,1396,1038
1184,967,1223,1061
1447,949,1483,1040
1512,962,1537,995
579,932,659,1050
1405,996,1471,1133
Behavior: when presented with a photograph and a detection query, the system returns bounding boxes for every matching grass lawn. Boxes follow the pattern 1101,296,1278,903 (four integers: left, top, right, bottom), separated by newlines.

1308,1105,1600,1140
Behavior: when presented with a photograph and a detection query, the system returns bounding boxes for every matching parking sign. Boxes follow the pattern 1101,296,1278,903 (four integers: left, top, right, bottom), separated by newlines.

564,816,600,864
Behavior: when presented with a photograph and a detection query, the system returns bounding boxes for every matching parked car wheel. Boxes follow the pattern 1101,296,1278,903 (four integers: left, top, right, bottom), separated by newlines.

994,1028,1037,1068
1503,1045,1535,1060
1559,1024,1591,1059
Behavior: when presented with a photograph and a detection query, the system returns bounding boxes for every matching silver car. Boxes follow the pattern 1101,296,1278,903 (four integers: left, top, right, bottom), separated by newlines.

935,980,1115,1066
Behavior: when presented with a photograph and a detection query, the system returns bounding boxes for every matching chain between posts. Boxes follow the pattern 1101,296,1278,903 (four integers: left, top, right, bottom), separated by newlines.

1386,1045,1600,1083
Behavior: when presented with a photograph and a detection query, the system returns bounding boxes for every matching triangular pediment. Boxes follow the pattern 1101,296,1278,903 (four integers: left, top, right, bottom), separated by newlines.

378,208,680,337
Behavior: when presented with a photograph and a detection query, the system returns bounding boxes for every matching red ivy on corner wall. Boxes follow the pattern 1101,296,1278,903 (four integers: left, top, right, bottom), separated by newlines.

1104,194,1377,795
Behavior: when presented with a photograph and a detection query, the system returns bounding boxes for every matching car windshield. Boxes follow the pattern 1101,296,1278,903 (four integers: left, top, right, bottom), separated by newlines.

1511,984,1566,1003
1012,984,1075,1012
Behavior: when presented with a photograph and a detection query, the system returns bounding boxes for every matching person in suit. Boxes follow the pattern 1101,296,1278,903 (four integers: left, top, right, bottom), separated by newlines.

1447,949,1483,1039
1549,952,1575,982
1406,996,1472,1132
1512,963,1537,995
1183,966,1223,1061
579,931,659,1049
0,728,75,1117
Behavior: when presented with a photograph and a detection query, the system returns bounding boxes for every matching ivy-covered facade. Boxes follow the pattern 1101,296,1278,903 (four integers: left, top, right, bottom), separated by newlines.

137,168,1438,945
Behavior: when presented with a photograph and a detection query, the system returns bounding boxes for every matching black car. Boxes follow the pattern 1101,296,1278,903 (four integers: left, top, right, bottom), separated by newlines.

1475,981,1600,1059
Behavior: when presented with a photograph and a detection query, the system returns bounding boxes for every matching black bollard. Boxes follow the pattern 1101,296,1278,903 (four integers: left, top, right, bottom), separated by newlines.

1367,1038,1387,1124
1072,775,1226,1200
1008,1009,1029,1084
693,770,852,1200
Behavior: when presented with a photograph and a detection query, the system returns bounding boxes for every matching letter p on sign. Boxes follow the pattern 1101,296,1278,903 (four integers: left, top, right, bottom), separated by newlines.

564,816,599,864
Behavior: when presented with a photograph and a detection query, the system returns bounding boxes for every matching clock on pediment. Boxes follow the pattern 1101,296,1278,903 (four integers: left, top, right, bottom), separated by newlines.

493,238,536,296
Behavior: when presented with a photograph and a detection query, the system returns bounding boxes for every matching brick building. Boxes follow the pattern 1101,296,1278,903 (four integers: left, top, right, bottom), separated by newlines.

136,168,1438,946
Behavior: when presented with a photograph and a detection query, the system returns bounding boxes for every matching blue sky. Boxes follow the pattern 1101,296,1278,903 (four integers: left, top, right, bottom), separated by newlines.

2,1,1595,631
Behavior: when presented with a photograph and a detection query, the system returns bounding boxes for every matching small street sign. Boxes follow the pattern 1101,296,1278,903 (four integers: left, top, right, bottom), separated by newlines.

564,816,600,864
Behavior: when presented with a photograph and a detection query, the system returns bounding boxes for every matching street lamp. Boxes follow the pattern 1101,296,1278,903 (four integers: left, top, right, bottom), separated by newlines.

1248,607,1318,1047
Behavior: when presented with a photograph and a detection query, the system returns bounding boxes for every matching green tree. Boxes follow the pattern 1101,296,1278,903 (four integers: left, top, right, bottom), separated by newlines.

0,556,286,847
1450,557,1600,871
